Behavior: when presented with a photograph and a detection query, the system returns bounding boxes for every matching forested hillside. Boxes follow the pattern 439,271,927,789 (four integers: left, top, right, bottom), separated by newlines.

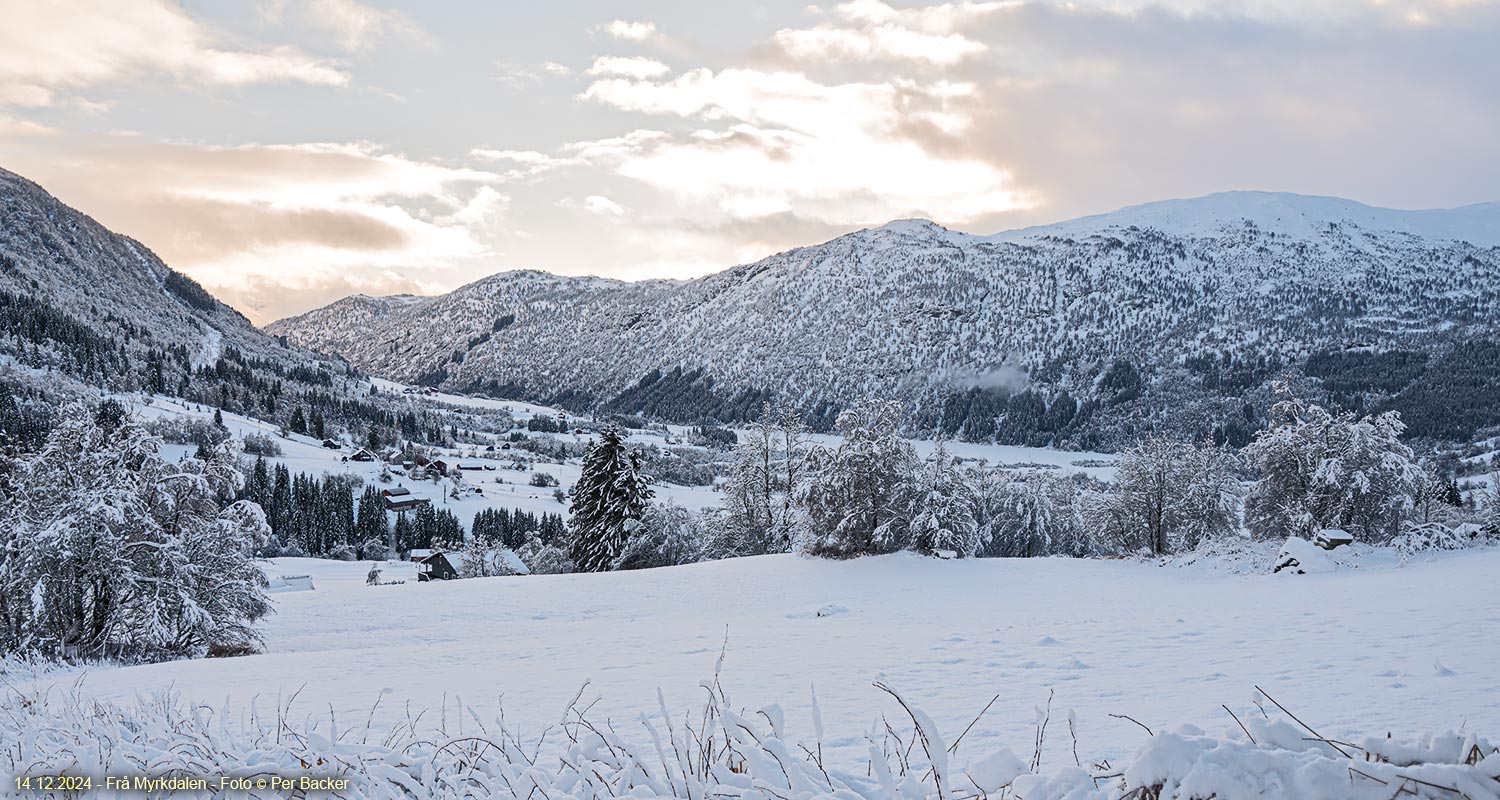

273,193,1500,449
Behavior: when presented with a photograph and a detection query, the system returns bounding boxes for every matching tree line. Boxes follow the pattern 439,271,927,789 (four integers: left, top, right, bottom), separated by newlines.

547,388,1489,575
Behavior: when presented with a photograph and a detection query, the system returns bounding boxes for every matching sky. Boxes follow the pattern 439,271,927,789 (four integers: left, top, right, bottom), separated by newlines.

0,1,1496,324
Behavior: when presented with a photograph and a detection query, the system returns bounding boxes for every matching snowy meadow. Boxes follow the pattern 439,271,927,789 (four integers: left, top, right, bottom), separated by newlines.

1,385,1497,798
6,550,1499,798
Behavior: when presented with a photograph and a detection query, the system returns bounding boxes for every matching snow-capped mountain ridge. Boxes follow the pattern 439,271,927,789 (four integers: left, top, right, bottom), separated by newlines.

990,191,1500,246
273,190,1500,448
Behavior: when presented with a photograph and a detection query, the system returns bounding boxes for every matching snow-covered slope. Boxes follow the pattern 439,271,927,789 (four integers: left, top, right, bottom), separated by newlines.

15,549,1498,775
271,192,1500,447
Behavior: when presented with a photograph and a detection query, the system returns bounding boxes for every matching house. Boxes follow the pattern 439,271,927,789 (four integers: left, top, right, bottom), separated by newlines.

321,439,339,449
387,497,430,512
381,486,430,511
457,463,485,472
415,551,460,581
429,459,450,475
484,445,495,452
350,449,376,462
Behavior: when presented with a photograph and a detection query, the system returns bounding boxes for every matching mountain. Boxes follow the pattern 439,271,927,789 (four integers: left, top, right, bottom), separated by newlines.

271,191,1500,448
0,166,451,448
0,167,311,375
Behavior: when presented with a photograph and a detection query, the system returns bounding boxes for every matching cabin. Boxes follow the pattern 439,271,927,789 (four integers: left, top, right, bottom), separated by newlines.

350,449,376,462
415,551,460,581
457,463,485,472
429,459,450,475
321,439,339,449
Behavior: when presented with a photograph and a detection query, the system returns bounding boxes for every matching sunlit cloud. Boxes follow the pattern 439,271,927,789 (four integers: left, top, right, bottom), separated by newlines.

586,56,672,79
558,194,627,217
602,20,659,42
772,0,1009,65
580,67,1029,224
259,0,424,52
0,0,347,108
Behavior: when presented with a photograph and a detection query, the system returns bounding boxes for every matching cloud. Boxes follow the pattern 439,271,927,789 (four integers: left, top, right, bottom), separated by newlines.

0,0,347,107
772,0,1008,65
261,0,422,52
559,195,627,217
0,113,54,136
586,56,672,79
602,20,659,42
579,67,1029,224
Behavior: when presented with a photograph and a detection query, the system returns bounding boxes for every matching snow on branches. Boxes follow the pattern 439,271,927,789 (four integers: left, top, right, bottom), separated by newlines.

0,400,271,661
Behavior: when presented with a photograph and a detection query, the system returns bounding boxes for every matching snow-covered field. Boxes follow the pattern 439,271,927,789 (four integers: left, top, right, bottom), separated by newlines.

17,549,1497,779
56,385,1497,795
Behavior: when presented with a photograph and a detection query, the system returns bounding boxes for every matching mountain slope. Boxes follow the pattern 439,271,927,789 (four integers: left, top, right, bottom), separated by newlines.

272,191,1500,448
0,166,457,448
0,167,325,380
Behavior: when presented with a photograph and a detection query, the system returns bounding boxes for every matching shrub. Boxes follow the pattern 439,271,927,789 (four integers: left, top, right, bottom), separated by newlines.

241,432,283,456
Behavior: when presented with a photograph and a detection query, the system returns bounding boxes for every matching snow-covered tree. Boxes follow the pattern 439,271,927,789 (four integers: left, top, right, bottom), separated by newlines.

459,540,518,578
797,398,918,558
1085,435,1240,555
568,424,654,572
899,441,979,557
517,534,573,575
355,486,389,547
1243,389,1421,543
0,401,271,660
1410,463,1466,527
613,502,703,570
720,401,808,557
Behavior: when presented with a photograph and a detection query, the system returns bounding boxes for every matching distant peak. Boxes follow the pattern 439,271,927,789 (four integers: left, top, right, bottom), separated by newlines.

988,190,1500,246
872,218,946,234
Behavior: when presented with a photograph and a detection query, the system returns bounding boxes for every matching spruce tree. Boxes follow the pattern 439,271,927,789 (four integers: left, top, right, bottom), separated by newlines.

356,486,389,545
394,512,415,557
568,424,654,572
